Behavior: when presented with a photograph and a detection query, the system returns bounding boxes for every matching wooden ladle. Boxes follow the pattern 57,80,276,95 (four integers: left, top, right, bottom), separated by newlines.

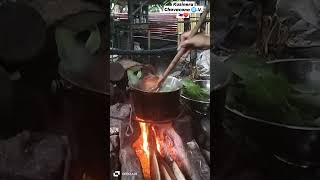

148,7,210,92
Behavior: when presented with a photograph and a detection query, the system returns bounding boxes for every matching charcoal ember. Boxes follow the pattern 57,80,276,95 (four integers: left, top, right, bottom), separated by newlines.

0,131,67,180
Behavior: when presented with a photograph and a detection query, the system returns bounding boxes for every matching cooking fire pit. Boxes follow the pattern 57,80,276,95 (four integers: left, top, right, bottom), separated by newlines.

109,63,210,180
110,103,210,180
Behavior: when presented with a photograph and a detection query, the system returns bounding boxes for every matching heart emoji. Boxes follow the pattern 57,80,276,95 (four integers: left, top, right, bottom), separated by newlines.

183,12,188,17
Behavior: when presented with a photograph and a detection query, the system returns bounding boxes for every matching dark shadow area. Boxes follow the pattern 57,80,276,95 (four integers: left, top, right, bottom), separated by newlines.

0,1,108,179
213,0,320,180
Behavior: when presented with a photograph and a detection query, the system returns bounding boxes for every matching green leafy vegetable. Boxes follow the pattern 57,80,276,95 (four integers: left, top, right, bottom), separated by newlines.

127,69,142,86
226,54,292,110
226,53,320,126
245,72,291,110
225,53,272,80
137,71,142,79
182,79,209,101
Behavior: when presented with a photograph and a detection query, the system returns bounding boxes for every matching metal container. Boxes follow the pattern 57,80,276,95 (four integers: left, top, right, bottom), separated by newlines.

225,58,320,167
59,77,108,179
56,10,108,96
181,80,210,115
56,10,108,179
129,76,183,122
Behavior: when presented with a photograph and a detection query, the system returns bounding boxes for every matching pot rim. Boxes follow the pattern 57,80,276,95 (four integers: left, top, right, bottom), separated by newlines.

180,94,210,103
225,106,320,130
267,58,320,64
60,71,109,95
129,76,183,94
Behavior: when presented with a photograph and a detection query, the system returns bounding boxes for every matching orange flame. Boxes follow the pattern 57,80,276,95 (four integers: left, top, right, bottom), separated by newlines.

132,121,151,179
140,122,150,157
152,126,161,153
132,117,173,179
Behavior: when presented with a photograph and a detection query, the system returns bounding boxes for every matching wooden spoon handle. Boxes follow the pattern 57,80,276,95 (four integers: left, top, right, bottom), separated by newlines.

155,49,188,89
188,7,210,38
155,7,210,91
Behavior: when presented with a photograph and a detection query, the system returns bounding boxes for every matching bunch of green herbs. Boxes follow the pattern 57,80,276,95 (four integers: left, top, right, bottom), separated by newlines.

226,53,320,126
182,79,210,102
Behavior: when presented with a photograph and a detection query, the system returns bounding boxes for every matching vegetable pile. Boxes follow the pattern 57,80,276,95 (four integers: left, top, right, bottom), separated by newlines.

226,54,320,126
182,79,210,102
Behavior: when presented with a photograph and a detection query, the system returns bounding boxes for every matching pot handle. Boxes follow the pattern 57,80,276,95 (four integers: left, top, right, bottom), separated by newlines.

125,105,134,137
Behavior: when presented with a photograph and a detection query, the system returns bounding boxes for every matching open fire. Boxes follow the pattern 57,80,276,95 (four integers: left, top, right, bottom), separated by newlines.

112,103,210,180
132,121,152,179
132,116,190,180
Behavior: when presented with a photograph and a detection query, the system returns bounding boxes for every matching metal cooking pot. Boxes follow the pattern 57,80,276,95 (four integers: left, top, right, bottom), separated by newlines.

129,76,183,122
56,11,108,95
61,83,107,178
55,10,107,178
225,58,320,167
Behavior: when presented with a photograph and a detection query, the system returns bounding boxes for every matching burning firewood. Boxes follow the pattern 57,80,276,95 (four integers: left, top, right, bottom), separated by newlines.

156,151,177,180
159,163,172,180
150,130,161,180
118,114,209,180
172,161,187,180
150,151,161,180
153,124,194,179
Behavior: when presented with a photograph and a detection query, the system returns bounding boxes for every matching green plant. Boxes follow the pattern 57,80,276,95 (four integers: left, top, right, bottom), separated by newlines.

182,79,209,101
226,53,320,126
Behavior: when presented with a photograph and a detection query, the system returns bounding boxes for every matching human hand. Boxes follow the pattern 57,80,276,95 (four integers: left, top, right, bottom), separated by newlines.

179,31,210,50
